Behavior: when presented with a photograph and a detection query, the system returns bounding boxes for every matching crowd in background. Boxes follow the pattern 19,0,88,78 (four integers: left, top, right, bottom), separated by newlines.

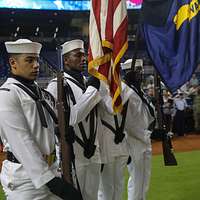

143,73,200,137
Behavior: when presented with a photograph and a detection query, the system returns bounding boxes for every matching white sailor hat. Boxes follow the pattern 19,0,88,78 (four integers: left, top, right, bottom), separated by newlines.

61,39,84,55
121,59,143,70
5,39,42,54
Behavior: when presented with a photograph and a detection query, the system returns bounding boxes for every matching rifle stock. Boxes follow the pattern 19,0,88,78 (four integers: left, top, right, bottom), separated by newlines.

154,71,177,166
162,132,177,166
56,47,73,183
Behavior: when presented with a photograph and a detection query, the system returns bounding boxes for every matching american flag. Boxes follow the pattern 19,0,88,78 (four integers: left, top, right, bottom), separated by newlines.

88,0,128,113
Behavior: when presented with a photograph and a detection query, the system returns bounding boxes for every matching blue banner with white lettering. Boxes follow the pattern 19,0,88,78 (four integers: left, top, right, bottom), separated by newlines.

142,0,200,93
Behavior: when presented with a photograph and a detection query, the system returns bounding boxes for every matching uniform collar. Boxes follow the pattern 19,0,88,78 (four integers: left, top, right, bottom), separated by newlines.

9,74,34,85
64,70,85,86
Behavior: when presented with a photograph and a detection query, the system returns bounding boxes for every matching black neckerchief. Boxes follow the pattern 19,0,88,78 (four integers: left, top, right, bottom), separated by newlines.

130,81,143,97
10,74,38,94
65,70,85,87
10,74,57,127
10,74,34,85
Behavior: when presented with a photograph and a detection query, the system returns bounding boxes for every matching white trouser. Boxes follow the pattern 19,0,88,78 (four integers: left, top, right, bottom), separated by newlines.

127,138,152,200
1,160,62,200
98,155,128,200
75,162,101,200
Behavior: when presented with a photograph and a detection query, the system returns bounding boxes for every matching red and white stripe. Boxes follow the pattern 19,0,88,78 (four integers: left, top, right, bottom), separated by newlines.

88,0,128,113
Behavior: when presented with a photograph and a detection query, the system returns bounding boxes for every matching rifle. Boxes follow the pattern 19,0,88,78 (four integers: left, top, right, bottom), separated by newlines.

154,71,177,166
56,46,73,183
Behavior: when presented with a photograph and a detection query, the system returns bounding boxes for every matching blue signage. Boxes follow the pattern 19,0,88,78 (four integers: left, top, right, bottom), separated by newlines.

0,0,141,11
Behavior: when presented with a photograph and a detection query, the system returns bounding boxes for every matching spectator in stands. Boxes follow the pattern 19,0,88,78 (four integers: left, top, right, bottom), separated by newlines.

146,79,154,90
193,88,200,132
189,74,199,87
147,87,156,106
180,82,190,95
172,93,188,136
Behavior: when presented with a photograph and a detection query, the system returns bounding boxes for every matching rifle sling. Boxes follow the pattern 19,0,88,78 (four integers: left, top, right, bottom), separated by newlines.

64,77,89,142
64,78,98,154
101,119,117,134
101,101,129,142
89,107,98,145
13,83,58,127
119,100,129,133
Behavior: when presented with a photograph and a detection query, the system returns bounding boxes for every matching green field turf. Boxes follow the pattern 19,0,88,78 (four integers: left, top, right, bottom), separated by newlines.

0,185,4,200
123,150,200,200
1,150,200,200
147,150,200,200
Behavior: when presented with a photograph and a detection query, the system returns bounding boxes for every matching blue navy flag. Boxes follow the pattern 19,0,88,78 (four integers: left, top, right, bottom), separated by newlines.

142,0,200,94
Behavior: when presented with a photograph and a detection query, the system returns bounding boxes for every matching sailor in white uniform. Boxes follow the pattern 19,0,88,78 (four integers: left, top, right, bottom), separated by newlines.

0,39,82,200
98,82,129,200
122,59,155,200
47,39,103,200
